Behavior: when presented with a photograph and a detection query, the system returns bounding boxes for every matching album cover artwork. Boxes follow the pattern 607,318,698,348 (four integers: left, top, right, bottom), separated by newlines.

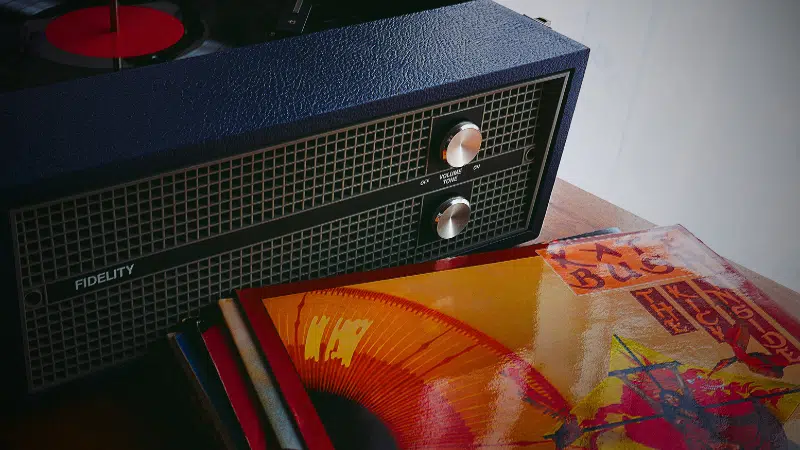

236,225,800,449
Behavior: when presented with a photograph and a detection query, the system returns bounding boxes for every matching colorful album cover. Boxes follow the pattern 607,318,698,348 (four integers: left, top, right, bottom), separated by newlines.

237,225,800,449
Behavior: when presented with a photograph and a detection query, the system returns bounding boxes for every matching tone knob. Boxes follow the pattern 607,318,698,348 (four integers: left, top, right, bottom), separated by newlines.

441,121,482,167
434,197,471,239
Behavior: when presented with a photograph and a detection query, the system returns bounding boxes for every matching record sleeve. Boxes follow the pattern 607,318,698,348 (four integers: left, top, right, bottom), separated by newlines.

236,225,800,449
200,323,272,450
167,329,248,450
219,298,333,450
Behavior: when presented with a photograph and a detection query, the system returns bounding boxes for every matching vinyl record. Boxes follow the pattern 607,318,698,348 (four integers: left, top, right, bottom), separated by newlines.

24,1,209,70
264,287,572,449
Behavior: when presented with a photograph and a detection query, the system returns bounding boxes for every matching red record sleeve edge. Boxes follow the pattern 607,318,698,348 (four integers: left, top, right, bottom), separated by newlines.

235,295,336,450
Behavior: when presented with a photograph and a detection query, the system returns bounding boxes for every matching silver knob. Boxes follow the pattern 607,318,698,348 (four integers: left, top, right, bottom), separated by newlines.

441,121,482,168
434,197,471,239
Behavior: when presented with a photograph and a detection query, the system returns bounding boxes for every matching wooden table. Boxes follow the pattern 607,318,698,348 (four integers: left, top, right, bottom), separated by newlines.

2,178,797,449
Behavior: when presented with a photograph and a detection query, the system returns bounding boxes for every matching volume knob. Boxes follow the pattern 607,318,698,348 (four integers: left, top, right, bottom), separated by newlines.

441,121,482,168
434,197,471,239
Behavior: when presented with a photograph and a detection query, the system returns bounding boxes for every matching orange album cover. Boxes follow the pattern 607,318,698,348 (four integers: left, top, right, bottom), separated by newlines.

237,225,800,449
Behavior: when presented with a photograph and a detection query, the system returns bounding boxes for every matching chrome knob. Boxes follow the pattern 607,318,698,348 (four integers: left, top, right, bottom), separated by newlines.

441,121,482,168
434,197,471,239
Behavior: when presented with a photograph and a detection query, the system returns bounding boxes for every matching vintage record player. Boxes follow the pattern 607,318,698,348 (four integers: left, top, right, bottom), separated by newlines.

0,0,589,394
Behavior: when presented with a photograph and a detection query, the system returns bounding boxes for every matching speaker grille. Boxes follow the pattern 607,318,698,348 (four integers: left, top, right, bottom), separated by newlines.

21,164,536,390
479,84,545,160
12,74,570,390
13,81,546,293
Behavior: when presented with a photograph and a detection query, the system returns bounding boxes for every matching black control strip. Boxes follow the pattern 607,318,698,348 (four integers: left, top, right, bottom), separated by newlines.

43,148,530,303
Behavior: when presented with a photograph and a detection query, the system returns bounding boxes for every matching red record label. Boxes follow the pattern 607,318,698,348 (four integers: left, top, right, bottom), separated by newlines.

45,6,185,58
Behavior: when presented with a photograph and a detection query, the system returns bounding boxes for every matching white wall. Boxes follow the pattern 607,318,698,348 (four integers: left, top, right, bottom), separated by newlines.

497,0,800,292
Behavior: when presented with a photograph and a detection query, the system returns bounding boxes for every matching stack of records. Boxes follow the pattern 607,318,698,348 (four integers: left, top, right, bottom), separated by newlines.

167,225,800,449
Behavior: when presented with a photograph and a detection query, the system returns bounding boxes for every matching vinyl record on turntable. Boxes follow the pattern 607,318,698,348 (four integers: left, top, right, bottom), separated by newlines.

263,287,572,448
21,0,213,70
0,0,468,90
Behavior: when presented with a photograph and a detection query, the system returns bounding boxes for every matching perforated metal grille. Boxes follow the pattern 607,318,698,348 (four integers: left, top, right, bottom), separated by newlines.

22,164,536,390
12,113,430,290
12,77,555,293
23,198,423,389
416,165,533,260
478,82,543,160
